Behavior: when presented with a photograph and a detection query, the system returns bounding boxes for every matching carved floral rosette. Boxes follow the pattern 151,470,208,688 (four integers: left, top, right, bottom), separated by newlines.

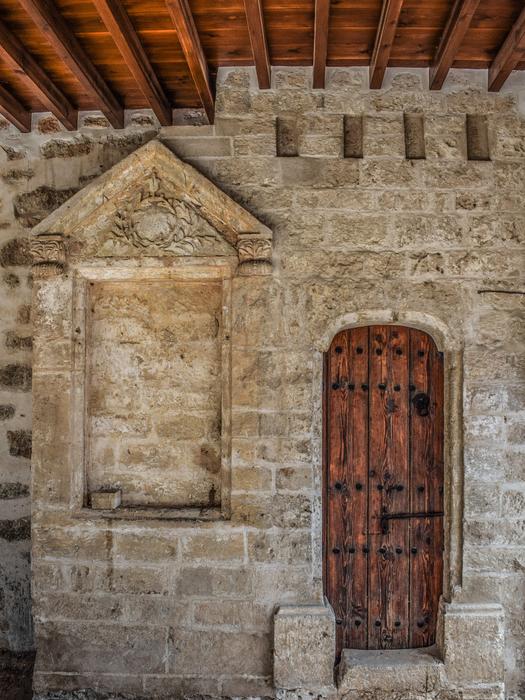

236,232,272,275
31,234,67,279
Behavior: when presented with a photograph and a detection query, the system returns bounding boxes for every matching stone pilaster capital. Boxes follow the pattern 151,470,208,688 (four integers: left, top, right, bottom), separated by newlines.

236,231,272,276
31,233,67,279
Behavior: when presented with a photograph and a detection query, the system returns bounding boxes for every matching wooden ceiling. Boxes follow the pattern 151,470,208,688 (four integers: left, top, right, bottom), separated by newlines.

0,0,524,130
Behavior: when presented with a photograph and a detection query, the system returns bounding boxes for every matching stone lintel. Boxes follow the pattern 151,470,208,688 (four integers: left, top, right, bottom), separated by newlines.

274,603,336,692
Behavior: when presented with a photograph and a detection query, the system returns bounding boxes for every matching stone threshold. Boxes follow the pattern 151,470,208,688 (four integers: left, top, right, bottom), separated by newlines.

338,645,443,694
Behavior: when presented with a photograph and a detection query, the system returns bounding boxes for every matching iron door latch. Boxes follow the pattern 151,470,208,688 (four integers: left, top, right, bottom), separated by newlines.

380,510,444,534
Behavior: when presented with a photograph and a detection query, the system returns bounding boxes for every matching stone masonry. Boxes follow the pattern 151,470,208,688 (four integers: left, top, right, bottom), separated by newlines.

0,66,524,699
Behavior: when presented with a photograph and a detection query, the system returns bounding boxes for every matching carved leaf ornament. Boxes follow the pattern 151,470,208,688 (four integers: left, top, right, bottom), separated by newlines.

112,169,219,254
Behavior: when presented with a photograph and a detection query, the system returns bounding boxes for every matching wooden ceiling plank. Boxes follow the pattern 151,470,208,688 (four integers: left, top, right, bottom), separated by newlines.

0,83,31,132
0,17,77,130
165,0,214,122
369,0,404,89
243,0,271,89
429,0,482,90
313,0,331,89
92,0,172,124
18,0,123,128
488,6,525,91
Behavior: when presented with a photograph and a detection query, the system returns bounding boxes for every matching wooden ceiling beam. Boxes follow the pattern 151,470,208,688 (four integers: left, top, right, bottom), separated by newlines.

243,0,271,89
369,0,404,89
0,18,77,130
429,0,481,90
165,0,214,123
0,83,31,132
488,6,525,91
18,0,123,128
92,0,171,125
313,0,331,89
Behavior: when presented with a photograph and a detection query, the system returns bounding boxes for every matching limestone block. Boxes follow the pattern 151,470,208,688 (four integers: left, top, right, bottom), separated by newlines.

442,602,505,685
86,279,223,508
338,647,443,694
274,603,335,690
34,620,168,675
89,488,121,510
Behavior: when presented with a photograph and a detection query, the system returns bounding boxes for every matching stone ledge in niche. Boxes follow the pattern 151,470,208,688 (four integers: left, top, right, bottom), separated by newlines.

72,505,225,522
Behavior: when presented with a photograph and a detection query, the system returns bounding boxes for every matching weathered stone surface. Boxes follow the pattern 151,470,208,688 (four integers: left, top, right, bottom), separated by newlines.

274,604,335,690
0,238,31,267
0,364,31,391
14,186,78,227
338,647,442,694
0,404,15,420
86,278,224,508
5,331,32,351
0,67,521,700
6,429,31,458
0,517,30,541
442,603,505,685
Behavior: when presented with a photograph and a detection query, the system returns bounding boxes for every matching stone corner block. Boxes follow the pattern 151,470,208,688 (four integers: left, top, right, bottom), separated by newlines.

442,601,505,686
274,602,335,691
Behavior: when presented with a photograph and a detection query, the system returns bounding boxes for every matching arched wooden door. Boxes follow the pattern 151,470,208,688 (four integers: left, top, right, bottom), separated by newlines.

323,325,444,656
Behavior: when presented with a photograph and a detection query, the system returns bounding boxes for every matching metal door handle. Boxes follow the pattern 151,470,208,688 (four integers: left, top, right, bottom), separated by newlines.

380,510,444,533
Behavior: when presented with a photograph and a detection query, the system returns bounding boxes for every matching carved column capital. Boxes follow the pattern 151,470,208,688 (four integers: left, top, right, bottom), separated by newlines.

236,232,272,276
32,234,67,279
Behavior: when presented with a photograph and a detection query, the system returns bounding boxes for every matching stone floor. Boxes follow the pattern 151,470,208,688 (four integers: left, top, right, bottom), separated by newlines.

0,651,35,700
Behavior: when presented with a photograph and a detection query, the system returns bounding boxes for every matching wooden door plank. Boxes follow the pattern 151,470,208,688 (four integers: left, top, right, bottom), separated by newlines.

488,6,525,91
345,327,370,650
429,0,482,90
18,0,123,128
313,0,331,89
92,0,172,125
369,0,404,89
408,330,444,647
0,17,77,130
0,83,31,132
243,0,271,89
368,326,410,649
325,327,369,657
326,329,352,658
165,0,215,123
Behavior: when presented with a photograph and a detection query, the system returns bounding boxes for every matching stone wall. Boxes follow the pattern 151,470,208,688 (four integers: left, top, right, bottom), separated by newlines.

0,67,524,699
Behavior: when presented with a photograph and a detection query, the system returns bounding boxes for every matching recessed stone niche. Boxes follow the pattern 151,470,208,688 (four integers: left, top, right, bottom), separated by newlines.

31,140,272,521
87,278,224,509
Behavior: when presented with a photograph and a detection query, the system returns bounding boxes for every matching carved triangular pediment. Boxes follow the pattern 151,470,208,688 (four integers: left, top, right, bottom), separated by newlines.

31,140,272,276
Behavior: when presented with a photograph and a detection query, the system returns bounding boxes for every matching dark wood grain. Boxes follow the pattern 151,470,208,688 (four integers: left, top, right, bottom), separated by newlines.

0,17,77,129
243,0,271,88
430,0,482,89
324,324,443,654
18,0,123,127
0,0,523,124
92,0,172,124
408,329,444,647
345,327,369,650
313,0,331,88
369,0,404,89
368,326,410,648
0,83,31,132
488,5,525,91
165,0,215,122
